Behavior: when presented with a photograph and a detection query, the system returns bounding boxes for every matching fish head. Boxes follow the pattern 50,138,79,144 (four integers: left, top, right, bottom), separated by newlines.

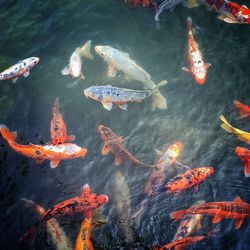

27,57,40,67
0,72,5,80
64,143,87,158
235,147,249,157
95,46,114,61
98,125,116,142
84,193,109,210
167,141,183,160
193,64,207,84
235,8,250,24
199,167,214,178
84,86,103,102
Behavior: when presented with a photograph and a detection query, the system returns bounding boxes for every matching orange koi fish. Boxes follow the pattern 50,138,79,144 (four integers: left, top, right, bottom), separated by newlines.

98,125,155,168
173,201,205,241
50,98,75,145
0,125,87,168
170,196,250,229
75,216,93,250
21,198,73,250
20,184,108,241
234,100,250,118
182,17,211,85
235,147,250,177
165,167,214,195
154,233,210,250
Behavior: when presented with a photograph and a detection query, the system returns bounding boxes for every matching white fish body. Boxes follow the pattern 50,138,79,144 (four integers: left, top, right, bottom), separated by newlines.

95,45,167,110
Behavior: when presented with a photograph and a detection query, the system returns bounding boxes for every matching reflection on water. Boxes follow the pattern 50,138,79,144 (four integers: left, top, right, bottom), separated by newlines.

0,0,250,249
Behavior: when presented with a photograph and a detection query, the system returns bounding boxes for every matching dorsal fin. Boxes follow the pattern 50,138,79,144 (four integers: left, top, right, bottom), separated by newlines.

81,184,91,196
234,196,244,203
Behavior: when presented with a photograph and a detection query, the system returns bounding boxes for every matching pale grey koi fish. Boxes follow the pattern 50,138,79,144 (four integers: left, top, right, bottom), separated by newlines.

84,80,166,111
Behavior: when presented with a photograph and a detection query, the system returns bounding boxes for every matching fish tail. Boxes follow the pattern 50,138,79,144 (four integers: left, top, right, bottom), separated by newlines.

234,100,250,118
151,81,167,111
53,97,60,109
170,209,186,221
219,115,236,134
131,198,148,226
0,124,17,142
80,40,93,60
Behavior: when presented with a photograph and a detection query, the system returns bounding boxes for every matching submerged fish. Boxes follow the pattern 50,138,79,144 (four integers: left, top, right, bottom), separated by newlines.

235,147,250,177
170,196,250,229
220,115,250,144
0,57,39,83
20,184,108,241
61,40,93,80
234,100,250,118
163,167,214,195
172,200,205,241
182,17,210,84
84,80,166,111
95,45,168,111
185,0,250,24
0,124,87,168
50,98,75,145
98,125,155,168
21,198,73,250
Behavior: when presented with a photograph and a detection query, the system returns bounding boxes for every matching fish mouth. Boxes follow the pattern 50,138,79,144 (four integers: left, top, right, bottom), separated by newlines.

98,124,105,133
83,89,90,98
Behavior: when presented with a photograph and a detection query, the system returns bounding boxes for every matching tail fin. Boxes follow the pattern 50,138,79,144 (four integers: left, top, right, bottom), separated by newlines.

219,115,236,134
131,198,149,226
170,209,186,221
53,97,60,109
152,81,167,111
61,65,70,75
234,100,250,118
80,40,93,60
0,124,17,142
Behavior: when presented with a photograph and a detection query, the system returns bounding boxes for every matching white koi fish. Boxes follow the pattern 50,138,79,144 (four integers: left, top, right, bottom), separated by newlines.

95,45,168,111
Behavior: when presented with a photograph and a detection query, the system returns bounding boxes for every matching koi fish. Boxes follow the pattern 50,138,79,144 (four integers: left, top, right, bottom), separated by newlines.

235,147,250,177
185,0,250,24
113,170,135,246
50,98,75,145
98,125,155,168
234,100,250,118
125,0,156,8
164,167,214,194
173,200,205,241
170,196,250,229
182,17,210,85
220,115,250,144
21,198,73,250
132,142,183,225
0,57,39,83
84,80,167,111
95,45,168,111
0,124,87,168
155,0,184,28
154,233,210,250
61,40,93,80
75,216,93,250
20,184,108,241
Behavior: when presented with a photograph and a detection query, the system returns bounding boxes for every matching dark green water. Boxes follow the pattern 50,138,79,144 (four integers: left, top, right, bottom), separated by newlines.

0,0,250,249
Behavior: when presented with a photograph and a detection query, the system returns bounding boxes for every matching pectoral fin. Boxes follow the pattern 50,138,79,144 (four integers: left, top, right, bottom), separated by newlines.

12,77,18,83
212,215,223,224
35,159,44,164
61,65,70,75
107,65,116,78
194,184,199,192
50,160,60,168
235,218,244,229
234,196,244,203
205,63,211,69
66,135,75,142
102,102,113,111
117,103,128,111
114,156,122,166
183,0,200,8
218,14,238,23
101,144,110,156
182,67,191,72
81,184,91,196
23,71,30,77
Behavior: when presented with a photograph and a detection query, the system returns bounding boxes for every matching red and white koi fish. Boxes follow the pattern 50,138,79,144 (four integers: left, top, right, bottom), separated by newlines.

235,147,250,177
185,0,250,24
84,81,166,111
61,40,93,81
0,57,39,83
182,17,210,85
50,98,75,145
234,100,250,118
170,196,250,229
98,125,155,168
0,124,87,168
20,184,108,241
21,198,73,250
154,233,211,250
164,167,214,195
173,200,205,241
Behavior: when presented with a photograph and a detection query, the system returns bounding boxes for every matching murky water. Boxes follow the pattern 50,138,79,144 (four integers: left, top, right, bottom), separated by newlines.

0,0,250,249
